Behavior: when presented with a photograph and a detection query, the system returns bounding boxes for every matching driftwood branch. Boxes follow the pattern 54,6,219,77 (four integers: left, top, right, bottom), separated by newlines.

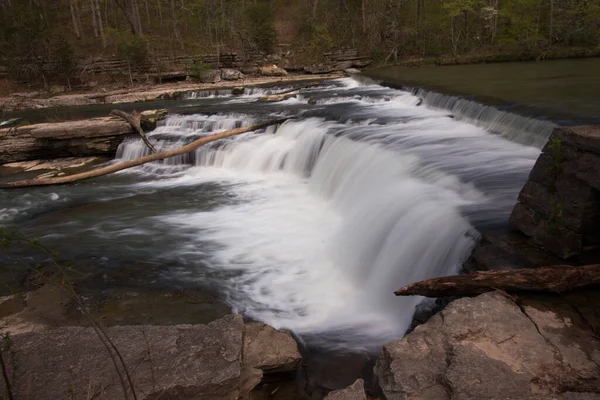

394,265,600,298
0,118,289,189
259,82,320,102
110,109,157,153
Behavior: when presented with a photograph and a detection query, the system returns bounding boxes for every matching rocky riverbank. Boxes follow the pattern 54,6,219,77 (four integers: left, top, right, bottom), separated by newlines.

0,72,345,112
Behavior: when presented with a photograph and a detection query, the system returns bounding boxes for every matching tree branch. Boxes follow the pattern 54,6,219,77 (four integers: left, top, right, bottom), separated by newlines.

0,118,289,189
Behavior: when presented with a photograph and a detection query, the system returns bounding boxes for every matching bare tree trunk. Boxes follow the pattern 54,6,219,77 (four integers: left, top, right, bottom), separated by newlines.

394,265,600,298
95,0,107,48
70,0,83,39
132,0,144,35
170,0,183,50
0,119,289,189
91,0,99,37
362,0,366,34
110,110,156,153
548,0,554,43
312,0,319,22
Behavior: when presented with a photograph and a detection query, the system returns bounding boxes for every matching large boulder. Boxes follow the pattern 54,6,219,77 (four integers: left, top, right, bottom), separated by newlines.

374,291,600,400
199,69,222,83
221,68,244,81
244,322,302,375
324,379,367,400
0,314,303,400
509,125,600,260
259,65,288,77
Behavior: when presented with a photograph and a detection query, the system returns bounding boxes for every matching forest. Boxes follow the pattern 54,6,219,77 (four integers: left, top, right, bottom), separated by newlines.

1,0,599,86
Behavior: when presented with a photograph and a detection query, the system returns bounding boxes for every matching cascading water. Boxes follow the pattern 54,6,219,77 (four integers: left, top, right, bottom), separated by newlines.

107,77,542,350
0,76,546,351
410,87,557,148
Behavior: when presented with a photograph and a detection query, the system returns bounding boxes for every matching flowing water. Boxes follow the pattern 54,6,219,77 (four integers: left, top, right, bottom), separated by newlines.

0,77,544,351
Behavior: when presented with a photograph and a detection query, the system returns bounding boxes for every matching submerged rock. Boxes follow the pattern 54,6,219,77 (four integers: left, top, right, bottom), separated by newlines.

374,291,600,400
0,314,302,400
324,379,367,400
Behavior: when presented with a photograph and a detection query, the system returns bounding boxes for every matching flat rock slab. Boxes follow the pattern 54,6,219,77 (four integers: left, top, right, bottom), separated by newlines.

0,117,134,163
375,291,600,400
324,379,367,400
0,314,302,400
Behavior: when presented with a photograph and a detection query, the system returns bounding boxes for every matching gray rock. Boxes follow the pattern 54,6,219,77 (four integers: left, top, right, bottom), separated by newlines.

324,379,366,400
304,64,335,74
0,314,301,400
509,125,600,260
553,125,600,155
244,322,302,374
344,68,361,75
0,117,131,164
374,292,600,400
199,69,222,83
333,61,354,71
222,68,244,81
259,65,288,77
241,65,260,75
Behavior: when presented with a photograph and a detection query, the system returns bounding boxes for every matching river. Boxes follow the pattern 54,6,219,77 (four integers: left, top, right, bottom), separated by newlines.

0,74,548,353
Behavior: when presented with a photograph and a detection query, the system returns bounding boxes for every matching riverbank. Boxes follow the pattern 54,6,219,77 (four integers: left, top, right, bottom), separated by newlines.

0,72,345,113
380,46,600,68
1,75,599,400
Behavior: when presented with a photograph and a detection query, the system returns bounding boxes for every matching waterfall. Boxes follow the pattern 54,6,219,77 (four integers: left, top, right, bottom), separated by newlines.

411,87,556,148
111,78,540,349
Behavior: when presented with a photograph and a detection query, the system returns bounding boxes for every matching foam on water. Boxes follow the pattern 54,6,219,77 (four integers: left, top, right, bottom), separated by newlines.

114,92,539,349
1,76,544,351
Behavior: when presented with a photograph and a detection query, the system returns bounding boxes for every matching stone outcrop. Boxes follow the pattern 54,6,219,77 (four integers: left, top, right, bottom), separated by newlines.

0,110,169,164
510,125,600,260
0,314,302,400
324,379,367,400
259,65,288,77
199,69,223,83
221,68,244,81
0,117,132,164
243,322,302,375
374,291,600,400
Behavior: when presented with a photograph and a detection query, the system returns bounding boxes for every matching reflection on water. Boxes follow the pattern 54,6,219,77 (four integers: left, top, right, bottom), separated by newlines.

365,58,600,125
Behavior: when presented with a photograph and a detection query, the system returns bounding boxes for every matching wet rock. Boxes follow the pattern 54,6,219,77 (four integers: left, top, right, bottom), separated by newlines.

374,291,600,400
232,87,245,95
199,69,223,83
0,313,303,400
140,108,168,131
259,65,288,77
244,322,302,375
510,125,600,260
222,68,244,81
324,379,367,400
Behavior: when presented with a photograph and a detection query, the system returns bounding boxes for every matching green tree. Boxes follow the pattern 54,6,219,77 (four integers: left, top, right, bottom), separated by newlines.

245,3,278,54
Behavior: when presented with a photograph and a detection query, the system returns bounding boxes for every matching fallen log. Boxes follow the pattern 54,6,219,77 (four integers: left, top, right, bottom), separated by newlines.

394,265,600,297
110,109,157,153
260,93,297,103
0,118,288,189
259,82,320,102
